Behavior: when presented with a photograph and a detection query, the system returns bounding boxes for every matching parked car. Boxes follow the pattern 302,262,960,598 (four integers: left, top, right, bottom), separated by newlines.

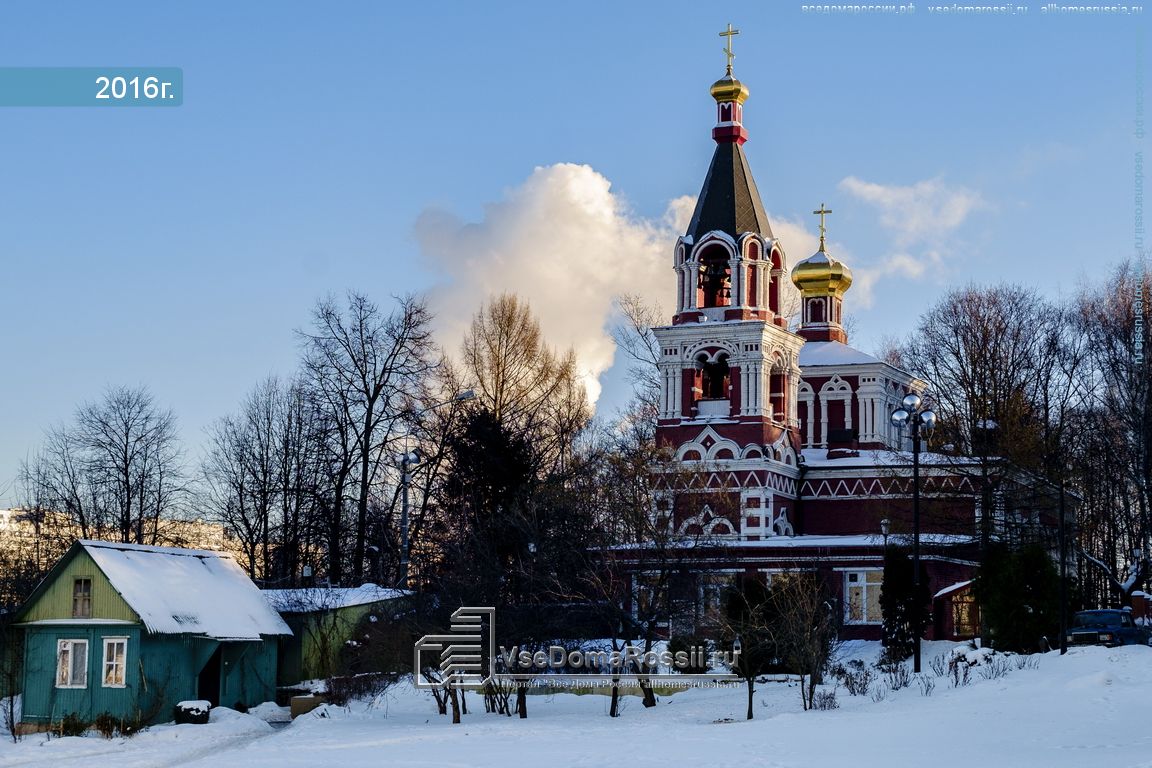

1067,609,1151,647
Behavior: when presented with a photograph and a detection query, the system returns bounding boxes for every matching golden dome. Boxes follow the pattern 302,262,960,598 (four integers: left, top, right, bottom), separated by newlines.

791,247,853,297
710,75,749,104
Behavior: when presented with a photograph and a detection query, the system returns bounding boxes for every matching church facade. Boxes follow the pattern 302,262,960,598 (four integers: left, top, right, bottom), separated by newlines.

617,56,992,643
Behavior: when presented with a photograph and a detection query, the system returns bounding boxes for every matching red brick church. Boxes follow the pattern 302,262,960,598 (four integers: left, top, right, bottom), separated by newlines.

616,51,1013,643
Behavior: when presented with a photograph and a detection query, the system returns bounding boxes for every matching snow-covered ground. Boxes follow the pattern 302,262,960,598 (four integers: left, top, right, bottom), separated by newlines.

3,642,1152,768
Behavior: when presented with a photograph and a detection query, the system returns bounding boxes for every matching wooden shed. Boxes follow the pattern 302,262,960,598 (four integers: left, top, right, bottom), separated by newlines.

262,585,408,684
15,540,291,730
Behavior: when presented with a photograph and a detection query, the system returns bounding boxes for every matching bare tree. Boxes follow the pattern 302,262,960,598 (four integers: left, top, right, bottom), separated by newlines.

273,377,327,584
200,376,329,584
461,293,590,474
767,571,840,711
299,293,437,584
900,286,1065,550
1073,261,1152,603
610,294,664,422
20,386,185,546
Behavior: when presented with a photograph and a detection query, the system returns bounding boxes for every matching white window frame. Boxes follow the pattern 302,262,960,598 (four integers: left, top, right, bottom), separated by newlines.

72,577,92,619
56,638,88,688
843,570,884,625
102,637,128,688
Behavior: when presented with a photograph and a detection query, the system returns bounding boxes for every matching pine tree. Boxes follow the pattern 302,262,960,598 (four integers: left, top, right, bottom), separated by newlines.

880,547,929,662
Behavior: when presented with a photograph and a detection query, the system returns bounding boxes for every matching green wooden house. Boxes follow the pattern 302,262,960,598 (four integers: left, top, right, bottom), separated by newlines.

15,540,291,730
262,585,408,684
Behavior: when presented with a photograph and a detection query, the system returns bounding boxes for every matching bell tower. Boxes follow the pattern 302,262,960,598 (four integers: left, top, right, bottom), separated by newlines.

654,28,804,470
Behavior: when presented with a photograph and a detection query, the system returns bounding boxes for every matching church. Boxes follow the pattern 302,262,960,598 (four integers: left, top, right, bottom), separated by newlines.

615,35,1014,643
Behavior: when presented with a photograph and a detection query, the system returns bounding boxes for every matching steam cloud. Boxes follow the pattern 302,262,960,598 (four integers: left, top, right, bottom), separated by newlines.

416,163,682,405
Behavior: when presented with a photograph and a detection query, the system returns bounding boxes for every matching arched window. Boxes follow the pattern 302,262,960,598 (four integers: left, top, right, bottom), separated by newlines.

808,298,825,324
768,247,783,314
770,356,787,421
699,353,730,399
697,245,732,308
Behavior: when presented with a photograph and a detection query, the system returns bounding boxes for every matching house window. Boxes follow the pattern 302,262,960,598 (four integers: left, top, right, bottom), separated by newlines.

72,578,92,618
844,570,883,624
102,637,128,687
952,593,978,637
56,639,88,688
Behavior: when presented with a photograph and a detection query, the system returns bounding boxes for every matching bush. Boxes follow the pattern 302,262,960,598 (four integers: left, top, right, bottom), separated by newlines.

1013,654,1040,671
830,659,873,696
325,672,399,706
976,655,1011,681
57,712,89,737
92,712,120,739
876,658,911,691
915,674,935,697
948,654,972,687
813,689,838,710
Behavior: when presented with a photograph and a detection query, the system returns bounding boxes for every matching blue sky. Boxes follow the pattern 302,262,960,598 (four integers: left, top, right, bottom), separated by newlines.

0,2,1145,505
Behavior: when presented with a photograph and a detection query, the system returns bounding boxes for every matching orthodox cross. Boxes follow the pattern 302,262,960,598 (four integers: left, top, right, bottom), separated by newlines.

813,203,832,251
720,24,740,75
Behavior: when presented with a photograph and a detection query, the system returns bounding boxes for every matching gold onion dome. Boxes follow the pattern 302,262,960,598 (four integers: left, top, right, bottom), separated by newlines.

710,75,749,105
791,246,853,296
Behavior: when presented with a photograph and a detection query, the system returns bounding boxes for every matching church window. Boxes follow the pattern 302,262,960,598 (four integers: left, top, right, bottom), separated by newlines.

844,570,883,624
769,360,787,420
809,298,825,324
768,248,783,314
697,245,732,308
699,354,730,399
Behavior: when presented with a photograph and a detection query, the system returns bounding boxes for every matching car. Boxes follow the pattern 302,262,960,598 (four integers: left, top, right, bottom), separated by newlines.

1067,609,1151,648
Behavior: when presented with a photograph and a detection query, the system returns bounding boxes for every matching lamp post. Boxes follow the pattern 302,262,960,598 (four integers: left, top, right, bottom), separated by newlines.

880,517,890,547
891,393,936,674
396,389,477,588
1058,474,1068,655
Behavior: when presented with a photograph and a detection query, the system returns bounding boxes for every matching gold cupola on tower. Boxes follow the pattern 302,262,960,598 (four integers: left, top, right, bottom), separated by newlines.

791,204,853,344
710,75,750,105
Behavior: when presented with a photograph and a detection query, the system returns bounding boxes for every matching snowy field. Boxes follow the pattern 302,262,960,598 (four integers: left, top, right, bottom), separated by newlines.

3,641,1152,768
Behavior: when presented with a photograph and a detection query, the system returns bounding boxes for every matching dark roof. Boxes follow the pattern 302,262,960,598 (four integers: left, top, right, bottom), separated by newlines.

685,142,773,242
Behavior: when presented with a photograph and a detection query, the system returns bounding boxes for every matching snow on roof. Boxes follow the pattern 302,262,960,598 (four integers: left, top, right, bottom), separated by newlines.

801,448,980,468
262,584,409,613
934,579,974,599
798,341,884,368
612,533,976,551
733,533,975,549
79,540,291,640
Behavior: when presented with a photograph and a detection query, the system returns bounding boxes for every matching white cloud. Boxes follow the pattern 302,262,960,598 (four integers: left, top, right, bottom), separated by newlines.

663,195,697,232
416,163,679,405
836,176,985,298
838,176,984,247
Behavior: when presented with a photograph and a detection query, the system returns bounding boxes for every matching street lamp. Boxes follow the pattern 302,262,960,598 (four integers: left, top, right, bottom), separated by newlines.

891,392,935,674
396,388,477,588
880,517,890,547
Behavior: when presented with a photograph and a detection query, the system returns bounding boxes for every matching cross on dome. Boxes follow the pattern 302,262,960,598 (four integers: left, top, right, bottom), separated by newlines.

813,203,832,251
720,23,740,75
